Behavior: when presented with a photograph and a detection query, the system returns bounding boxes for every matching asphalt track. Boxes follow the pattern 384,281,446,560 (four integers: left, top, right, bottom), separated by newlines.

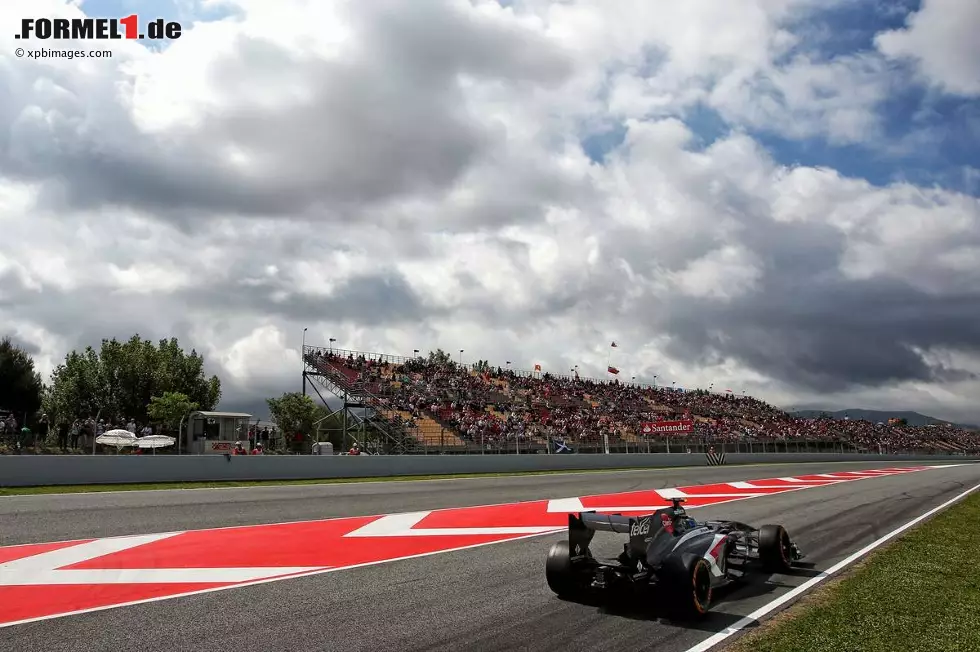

3,460,979,652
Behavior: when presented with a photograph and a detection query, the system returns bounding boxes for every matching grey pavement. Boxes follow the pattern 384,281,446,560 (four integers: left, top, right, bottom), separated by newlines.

2,460,978,652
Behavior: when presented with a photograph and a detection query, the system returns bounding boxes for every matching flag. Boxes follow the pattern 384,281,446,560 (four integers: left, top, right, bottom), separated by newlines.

534,363,542,371
610,341,618,347
607,366,619,375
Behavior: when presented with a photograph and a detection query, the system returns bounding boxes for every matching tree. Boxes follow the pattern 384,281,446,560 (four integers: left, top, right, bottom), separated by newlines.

426,349,453,365
46,335,221,424
266,392,331,436
266,392,347,450
0,337,43,420
147,391,199,434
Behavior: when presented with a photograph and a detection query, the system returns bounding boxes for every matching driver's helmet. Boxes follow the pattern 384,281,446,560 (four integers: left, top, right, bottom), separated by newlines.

662,510,692,535
672,515,690,534
672,510,697,535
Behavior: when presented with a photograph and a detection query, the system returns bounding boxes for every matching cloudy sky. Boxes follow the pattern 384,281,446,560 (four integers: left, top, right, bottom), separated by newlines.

1,0,978,423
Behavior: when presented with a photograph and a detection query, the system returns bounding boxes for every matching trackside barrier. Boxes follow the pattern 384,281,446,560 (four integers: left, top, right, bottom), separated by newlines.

706,451,726,466
0,453,977,488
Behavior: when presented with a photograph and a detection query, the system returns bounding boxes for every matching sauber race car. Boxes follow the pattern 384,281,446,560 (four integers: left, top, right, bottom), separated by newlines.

545,498,805,619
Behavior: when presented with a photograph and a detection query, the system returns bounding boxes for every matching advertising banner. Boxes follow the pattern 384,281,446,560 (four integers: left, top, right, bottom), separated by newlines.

639,419,694,435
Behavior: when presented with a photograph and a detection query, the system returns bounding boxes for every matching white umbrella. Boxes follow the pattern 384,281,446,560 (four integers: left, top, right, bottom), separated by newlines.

137,435,175,450
96,429,138,449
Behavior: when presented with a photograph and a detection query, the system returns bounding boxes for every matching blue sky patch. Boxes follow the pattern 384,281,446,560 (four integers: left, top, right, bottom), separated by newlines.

764,1,977,194
580,124,626,163
680,104,729,151
80,0,175,21
79,0,240,52
580,1,977,196
751,88,979,194
79,0,239,27
787,0,922,61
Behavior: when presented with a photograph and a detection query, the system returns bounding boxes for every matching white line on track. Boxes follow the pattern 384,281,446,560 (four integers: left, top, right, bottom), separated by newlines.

0,464,970,630
343,511,561,537
0,533,325,586
4,464,965,550
682,479,980,652
0,485,777,629
1,481,770,550
4,460,966,499
0,567,328,586
546,497,586,512
729,480,840,490
0,534,182,570
0,466,692,498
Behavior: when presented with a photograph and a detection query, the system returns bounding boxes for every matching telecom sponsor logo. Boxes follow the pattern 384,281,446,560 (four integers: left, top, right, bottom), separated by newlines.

629,517,651,537
15,16,182,41
641,419,695,434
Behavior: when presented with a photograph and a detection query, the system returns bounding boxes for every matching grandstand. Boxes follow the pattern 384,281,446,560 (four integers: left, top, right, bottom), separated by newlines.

301,346,980,456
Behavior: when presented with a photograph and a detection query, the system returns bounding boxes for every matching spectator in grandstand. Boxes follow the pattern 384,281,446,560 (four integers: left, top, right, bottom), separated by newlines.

309,348,979,454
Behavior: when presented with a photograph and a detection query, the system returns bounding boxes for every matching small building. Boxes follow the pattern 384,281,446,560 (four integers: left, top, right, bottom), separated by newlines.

186,411,254,454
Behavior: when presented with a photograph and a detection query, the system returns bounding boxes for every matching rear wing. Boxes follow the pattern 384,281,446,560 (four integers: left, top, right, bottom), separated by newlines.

568,511,657,557
578,512,634,533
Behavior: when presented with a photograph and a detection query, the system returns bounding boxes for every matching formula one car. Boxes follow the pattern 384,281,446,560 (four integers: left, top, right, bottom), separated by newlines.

545,498,805,619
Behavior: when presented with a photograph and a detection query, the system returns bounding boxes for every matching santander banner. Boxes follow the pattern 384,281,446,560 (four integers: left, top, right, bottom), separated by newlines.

640,419,694,435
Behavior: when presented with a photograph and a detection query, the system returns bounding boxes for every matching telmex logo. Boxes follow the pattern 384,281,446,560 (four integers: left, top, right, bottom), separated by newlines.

15,16,182,41
630,518,651,537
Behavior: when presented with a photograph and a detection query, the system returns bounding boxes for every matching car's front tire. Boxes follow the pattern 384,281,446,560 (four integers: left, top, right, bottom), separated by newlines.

758,524,794,573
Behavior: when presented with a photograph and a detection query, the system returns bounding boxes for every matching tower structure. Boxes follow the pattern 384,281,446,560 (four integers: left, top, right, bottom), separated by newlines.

301,345,417,454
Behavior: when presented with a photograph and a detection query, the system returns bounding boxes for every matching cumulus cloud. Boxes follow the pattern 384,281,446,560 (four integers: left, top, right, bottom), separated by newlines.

1,0,979,423
875,0,980,97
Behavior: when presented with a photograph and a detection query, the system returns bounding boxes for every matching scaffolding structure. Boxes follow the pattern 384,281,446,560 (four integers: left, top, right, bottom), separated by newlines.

301,345,417,454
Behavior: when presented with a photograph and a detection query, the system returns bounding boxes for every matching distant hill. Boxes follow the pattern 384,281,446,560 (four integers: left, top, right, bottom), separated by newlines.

789,409,978,430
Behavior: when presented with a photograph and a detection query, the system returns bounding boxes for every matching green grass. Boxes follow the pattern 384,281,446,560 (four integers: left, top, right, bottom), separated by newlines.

725,490,980,652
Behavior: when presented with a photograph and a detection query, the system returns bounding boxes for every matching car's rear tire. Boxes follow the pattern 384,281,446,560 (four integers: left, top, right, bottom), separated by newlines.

661,556,713,620
758,524,794,573
546,540,584,598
